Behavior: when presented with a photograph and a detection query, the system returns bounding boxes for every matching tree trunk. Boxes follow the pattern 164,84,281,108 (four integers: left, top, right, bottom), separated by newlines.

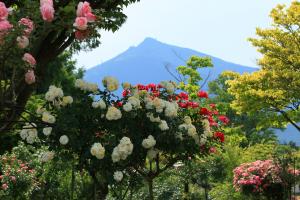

91,172,109,200
183,182,189,200
148,178,154,200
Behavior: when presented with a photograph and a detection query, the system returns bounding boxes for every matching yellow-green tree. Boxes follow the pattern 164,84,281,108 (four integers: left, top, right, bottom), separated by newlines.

227,1,300,131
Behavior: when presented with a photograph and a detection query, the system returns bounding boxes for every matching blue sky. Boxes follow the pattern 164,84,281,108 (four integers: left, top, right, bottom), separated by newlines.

75,0,291,69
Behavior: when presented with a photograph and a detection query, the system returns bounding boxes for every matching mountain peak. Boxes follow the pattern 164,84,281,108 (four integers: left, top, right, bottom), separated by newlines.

137,37,163,48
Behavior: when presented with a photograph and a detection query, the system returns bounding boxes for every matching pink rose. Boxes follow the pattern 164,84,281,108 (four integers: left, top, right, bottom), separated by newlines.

75,30,89,40
0,2,8,20
40,4,54,22
40,0,53,7
25,70,36,85
86,12,96,22
0,20,13,32
73,17,88,31
1,183,8,190
23,53,36,66
10,176,16,183
76,2,92,17
16,36,29,49
19,18,34,36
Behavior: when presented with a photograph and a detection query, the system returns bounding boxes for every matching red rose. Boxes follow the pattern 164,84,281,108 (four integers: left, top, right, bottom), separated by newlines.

218,115,230,125
178,102,188,108
200,107,210,115
178,92,189,100
197,90,208,98
214,132,225,143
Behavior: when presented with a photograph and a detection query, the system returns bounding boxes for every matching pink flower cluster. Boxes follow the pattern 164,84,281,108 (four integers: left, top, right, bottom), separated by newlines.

22,53,36,84
74,1,96,39
0,155,36,192
0,2,12,42
40,0,55,22
233,160,283,193
17,18,34,49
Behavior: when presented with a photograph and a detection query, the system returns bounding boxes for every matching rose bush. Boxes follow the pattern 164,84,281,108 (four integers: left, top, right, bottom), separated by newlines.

233,159,300,200
19,71,228,199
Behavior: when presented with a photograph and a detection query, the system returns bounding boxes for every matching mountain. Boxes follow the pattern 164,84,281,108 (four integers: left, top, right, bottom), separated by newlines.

85,37,256,88
84,37,300,145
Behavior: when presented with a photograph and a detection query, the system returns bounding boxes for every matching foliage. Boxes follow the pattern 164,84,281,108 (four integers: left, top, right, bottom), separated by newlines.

208,71,278,145
177,56,213,98
226,1,300,131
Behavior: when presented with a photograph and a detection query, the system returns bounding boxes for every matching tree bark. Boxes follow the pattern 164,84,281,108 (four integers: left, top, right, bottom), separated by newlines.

90,171,109,200
148,178,154,200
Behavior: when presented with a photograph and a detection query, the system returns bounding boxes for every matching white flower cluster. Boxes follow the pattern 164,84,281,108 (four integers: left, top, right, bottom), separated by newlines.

92,99,106,109
146,113,169,131
59,135,69,145
44,85,72,108
106,107,122,120
179,116,206,145
145,97,178,118
40,151,55,162
75,79,98,92
158,120,169,131
61,96,73,106
160,81,176,94
142,135,156,149
45,85,64,102
42,111,56,124
146,113,161,123
164,101,178,118
152,98,166,113
111,137,133,163
102,76,119,92
123,96,141,112
90,143,105,159
113,171,123,182
43,127,52,136
20,123,38,144
202,119,213,137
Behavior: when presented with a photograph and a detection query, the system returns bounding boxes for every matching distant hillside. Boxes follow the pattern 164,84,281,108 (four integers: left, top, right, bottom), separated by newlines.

84,37,300,145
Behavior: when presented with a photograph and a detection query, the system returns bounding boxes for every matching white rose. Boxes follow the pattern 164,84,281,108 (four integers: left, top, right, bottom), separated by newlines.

59,135,69,145
112,148,121,163
164,102,178,118
153,98,165,113
40,151,55,162
90,143,105,159
26,135,35,144
146,113,161,123
184,116,192,125
102,76,119,92
42,112,56,124
128,96,140,108
158,120,169,131
43,127,52,136
62,96,73,106
106,107,122,120
113,171,123,182
142,135,156,149
123,103,132,112
20,129,28,140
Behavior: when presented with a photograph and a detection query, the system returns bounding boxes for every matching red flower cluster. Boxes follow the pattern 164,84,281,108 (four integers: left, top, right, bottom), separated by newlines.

214,132,225,143
197,90,208,98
